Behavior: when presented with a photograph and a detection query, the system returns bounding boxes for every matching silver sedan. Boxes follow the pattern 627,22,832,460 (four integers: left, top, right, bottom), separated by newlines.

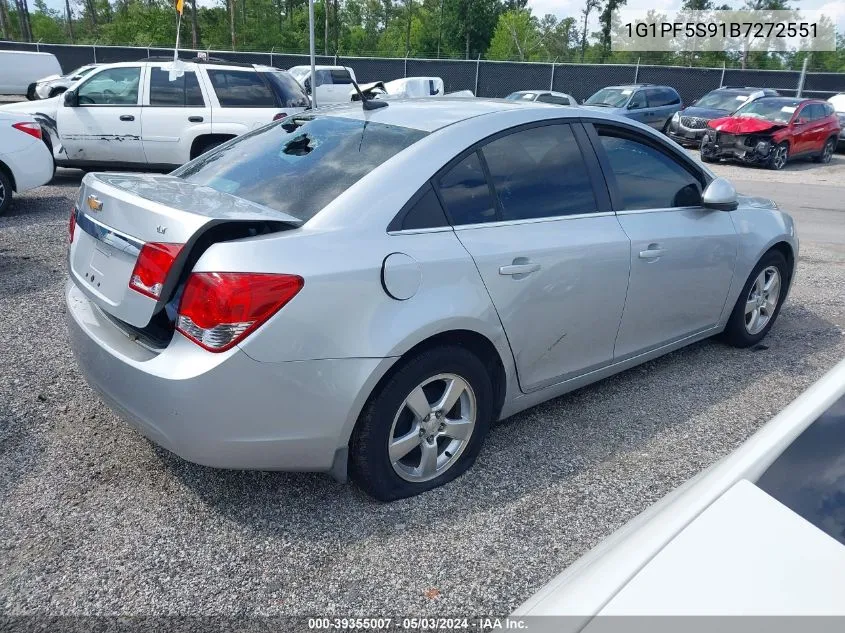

66,99,798,500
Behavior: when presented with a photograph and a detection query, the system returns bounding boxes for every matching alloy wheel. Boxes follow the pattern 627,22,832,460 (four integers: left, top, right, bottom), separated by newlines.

772,145,788,170
745,266,781,335
822,140,834,163
388,373,477,483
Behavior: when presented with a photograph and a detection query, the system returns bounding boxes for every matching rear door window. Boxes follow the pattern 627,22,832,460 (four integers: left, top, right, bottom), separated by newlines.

206,69,275,107
480,124,597,220
174,115,427,222
149,68,205,106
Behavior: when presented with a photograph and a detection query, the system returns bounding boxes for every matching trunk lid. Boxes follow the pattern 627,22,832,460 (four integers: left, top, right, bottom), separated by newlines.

70,172,301,329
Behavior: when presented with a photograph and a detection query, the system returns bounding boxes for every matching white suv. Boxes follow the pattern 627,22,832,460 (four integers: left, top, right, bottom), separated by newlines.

288,65,357,105
1,58,310,169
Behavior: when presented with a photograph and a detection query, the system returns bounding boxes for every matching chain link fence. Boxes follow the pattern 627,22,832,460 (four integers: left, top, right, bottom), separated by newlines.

2,40,843,102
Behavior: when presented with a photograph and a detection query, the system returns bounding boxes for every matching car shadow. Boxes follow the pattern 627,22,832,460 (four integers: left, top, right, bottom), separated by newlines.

155,301,841,542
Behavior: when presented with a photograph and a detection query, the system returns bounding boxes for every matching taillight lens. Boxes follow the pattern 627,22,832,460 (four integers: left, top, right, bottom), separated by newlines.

128,242,184,299
273,112,288,121
12,121,42,140
176,272,304,352
69,206,77,243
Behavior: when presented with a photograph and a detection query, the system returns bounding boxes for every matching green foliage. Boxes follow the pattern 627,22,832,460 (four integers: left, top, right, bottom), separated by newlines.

5,0,843,71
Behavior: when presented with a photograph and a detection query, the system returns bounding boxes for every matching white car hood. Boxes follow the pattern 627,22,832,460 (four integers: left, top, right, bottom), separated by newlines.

590,480,845,618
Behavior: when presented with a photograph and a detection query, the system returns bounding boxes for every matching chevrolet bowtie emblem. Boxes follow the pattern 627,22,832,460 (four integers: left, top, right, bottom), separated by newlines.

86,195,103,212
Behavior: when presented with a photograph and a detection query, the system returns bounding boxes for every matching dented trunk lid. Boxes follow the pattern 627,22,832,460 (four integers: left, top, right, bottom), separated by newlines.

69,172,301,329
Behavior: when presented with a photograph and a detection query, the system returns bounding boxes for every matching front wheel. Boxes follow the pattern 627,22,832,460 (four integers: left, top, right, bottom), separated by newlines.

768,142,789,170
350,346,493,501
722,250,789,348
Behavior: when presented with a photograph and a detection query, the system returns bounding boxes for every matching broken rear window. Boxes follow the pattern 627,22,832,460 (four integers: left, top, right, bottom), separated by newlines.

173,116,427,222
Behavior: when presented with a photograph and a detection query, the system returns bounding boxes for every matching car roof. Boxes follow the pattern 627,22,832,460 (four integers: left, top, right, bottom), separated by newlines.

314,97,558,132
289,65,350,71
755,96,811,106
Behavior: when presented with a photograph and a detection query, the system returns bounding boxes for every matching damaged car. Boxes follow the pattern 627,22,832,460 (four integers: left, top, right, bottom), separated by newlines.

701,97,841,170
666,86,777,147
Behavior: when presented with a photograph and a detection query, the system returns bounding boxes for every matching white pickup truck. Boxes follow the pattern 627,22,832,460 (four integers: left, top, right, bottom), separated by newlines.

0,58,310,169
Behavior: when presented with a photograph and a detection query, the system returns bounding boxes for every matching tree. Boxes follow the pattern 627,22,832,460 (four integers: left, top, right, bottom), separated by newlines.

228,0,235,49
190,0,198,47
580,0,600,61
487,9,544,61
597,0,624,61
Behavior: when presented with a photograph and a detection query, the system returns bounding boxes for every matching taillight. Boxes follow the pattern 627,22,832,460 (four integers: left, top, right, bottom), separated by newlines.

69,206,77,243
273,112,288,121
176,272,304,352
12,121,42,140
128,242,184,299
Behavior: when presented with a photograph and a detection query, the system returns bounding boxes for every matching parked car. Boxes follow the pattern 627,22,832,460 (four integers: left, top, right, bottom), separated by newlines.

288,65,357,105
28,63,101,100
0,50,62,96
515,356,845,622
0,58,309,169
701,96,841,170
0,111,55,215
828,93,845,148
352,77,445,101
667,86,778,147
505,90,578,106
66,99,797,501
582,84,683,130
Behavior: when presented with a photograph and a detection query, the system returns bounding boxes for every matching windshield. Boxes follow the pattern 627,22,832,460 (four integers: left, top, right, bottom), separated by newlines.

585,88,631,107
288,67,309,82
173,115,427,222
695,91,753,111
733,99,799,124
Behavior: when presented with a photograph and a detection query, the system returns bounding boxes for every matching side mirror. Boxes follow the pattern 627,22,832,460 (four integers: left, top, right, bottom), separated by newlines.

71,75,82,80
63,90,78,107
793,117,805,125
702,177,738,211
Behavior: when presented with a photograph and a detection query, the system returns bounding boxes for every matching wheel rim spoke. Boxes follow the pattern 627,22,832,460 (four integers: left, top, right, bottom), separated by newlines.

435,376,467,415
404,386,431,421
417,441,438,478
745,298,757,315
389,426,422,463
441,417,473,441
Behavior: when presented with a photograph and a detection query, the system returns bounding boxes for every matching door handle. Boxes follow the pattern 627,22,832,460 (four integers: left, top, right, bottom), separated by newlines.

499,260,541,276
639,247,667,260
119,115,135,121
188,116,204,122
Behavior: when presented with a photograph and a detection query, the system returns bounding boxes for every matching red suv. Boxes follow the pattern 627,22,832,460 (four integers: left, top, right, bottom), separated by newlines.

700,97,841,170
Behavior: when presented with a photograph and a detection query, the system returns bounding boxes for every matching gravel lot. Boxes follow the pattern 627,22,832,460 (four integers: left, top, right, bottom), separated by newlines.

2,159,845,618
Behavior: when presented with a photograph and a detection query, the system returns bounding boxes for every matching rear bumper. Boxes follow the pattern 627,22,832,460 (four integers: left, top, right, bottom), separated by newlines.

66,280,387,471
2,140,54,192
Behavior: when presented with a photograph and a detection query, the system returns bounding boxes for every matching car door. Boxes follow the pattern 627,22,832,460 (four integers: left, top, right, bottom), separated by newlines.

327,68,354,103
586,123,737,360
436,122,631,392
625,90,649,125
788,103,815,154
643,88,674,129
802,104,829,153
141,65,211,166
204,67,279,132
57,65,144,164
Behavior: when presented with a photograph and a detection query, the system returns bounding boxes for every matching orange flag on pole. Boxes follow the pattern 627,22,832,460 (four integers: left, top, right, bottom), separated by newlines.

175,0,184,15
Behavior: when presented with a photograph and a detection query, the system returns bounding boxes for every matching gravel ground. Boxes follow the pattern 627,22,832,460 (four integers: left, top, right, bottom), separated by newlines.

686,147,845,185
1,168,844,618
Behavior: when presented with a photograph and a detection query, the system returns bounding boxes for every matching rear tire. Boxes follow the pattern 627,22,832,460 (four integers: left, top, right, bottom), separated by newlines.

722,249,789,348
813,137,836,163
0,169,12,216
350,346,493,501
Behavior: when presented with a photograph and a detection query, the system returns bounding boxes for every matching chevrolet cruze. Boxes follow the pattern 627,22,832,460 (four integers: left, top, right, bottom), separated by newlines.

67,99,798,500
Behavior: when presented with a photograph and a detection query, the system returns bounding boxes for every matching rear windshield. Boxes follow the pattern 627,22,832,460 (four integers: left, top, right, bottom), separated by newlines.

261,71,310,108
756,393,845,547
173,115,427,221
